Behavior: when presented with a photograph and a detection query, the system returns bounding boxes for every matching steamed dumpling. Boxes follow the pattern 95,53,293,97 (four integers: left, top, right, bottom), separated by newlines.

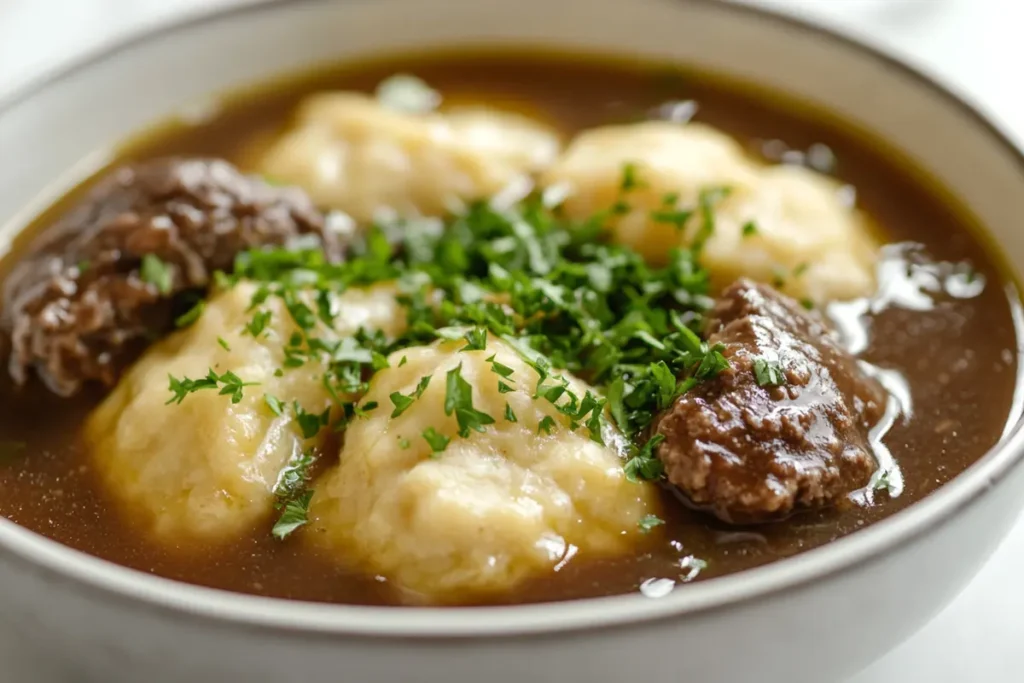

85,281,403,543
541,121,877,303
308,335,657,602
260,93,561,222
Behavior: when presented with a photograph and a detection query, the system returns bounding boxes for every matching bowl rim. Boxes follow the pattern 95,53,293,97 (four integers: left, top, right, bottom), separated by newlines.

1,0,1023,640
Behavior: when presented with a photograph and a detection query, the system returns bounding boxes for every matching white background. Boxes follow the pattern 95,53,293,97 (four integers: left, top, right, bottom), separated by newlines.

1,1,1022,680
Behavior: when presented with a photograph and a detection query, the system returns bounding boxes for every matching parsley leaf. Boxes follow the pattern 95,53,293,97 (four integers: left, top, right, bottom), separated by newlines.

753,358,786,387
638,514,665,534
461,327,488,352
264,394,285,416
245,310,273,338
624,434,666,483
389,392,415,418
422,427,450,455
175,300,205,328
273,451,316,503
166,369,257,405
294,402,330,439
140,254,173,294
272,490,314,540
444,363,495,437
537,415,556,434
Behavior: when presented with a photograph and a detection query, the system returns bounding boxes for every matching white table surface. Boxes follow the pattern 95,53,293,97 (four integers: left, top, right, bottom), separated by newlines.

2,1,1023,681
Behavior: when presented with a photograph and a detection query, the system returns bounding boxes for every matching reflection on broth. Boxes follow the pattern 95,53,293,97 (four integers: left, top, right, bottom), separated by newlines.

0,50,1017,607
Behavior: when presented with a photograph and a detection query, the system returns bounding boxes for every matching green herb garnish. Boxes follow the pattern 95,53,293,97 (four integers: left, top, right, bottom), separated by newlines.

537,415,556,434
444,363,495,437
166,369,258,405
264,394,285,416
422,427,451,455
175,300,205,328
245,310,272,337
753,358,786,387
638,514,665,534
272,490,314,540
140,254,173,294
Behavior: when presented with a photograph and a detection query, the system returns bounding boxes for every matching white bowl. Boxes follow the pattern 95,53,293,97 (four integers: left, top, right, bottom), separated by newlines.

1,1,1023,681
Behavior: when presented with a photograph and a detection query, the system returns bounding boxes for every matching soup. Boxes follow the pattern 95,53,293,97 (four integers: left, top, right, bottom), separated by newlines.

0,50,1017,607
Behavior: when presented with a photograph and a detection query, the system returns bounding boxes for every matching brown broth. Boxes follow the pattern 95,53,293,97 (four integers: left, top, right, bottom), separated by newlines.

0,50,1019,606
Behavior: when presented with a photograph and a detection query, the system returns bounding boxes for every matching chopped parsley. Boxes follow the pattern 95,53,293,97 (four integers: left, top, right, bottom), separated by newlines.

537,415,556,434
271,490,314,540
461,327,488,352
741,220,759,237
175,300,205,328
270,451,317,540
245,310,272,337
444,364,495,437
294,402,330,439
166,164,741,540
624,434,666,483
388,375,430,419
264,394,285,416
651,208,693,231
487,355,515,379
874,469,894,494
389,392,415,418
638,514,665,534
753,358,786,387
216,337,231,351
274,451,315,502
140,254,173,294
620,162,644,192
166,369,258,405
422,426,450,455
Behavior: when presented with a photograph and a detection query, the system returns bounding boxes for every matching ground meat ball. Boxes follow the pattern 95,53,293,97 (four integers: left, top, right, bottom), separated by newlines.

1,158,337,396
654,278,887,523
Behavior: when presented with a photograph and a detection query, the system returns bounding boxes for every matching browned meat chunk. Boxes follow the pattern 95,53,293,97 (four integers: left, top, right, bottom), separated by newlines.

654,279,886,523
1,158,338,396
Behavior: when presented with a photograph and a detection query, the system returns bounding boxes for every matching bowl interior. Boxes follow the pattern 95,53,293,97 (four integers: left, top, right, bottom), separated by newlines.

0,0,1022,636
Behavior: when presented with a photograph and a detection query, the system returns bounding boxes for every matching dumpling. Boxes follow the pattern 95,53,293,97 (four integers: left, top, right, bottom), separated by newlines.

85,281,403,543
541,121,877,303
307,335,657,602
259,93,561,222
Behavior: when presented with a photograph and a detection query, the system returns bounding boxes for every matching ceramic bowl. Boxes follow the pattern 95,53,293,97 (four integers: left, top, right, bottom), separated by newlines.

1,1,1023,681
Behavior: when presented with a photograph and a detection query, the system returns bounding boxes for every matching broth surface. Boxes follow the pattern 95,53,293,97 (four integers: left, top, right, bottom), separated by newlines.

0,50,1019,606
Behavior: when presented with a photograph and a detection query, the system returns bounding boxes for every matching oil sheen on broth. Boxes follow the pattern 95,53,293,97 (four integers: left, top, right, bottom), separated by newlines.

0,50,1018,607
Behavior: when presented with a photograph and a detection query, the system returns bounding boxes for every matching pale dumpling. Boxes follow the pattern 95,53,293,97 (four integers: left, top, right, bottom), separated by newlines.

308,335,657,602
541,121,877,303
85,281,403,543
259,93,561,222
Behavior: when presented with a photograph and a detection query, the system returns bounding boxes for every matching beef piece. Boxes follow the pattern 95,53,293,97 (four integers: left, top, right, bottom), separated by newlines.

1,158,339,396
654,278,886,523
